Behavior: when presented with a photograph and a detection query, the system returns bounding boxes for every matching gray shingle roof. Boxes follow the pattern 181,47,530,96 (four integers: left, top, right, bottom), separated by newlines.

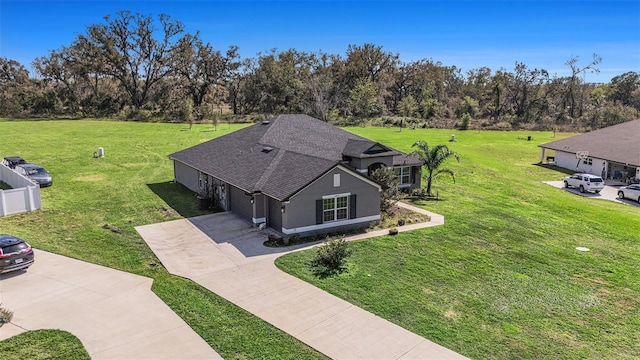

393,153,423,167
343,139,401,158
539,119,640,167
169,114,415,200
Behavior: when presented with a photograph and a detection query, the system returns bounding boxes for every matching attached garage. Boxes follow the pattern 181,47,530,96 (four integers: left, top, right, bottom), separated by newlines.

539,119,640,183
228,185,253,222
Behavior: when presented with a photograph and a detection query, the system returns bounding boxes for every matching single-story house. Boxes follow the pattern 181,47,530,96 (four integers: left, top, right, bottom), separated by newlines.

538,119,640,182
169,114,422,236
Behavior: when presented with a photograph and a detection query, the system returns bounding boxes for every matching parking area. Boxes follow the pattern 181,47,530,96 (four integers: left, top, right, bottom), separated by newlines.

0,250,220,359
543,181,640,208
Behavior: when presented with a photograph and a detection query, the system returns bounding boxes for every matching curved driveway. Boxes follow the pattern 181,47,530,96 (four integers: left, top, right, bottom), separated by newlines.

0,250,220,360
136,206,467,360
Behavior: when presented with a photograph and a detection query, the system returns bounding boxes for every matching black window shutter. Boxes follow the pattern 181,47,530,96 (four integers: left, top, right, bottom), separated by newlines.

410,166,416,183
316,199,323,224
349,194,357,219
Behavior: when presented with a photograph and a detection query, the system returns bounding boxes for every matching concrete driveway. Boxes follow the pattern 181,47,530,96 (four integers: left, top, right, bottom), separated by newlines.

544,181,640,207
136,208,467,360
0,250,220,360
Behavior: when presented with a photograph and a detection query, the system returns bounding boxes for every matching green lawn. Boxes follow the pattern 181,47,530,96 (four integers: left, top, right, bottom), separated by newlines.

0,330,90,360
276,127,640,359
0,120,326,360
2,121,638,359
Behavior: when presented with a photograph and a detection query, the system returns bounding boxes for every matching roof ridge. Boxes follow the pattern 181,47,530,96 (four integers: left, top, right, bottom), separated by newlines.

254,148,287,191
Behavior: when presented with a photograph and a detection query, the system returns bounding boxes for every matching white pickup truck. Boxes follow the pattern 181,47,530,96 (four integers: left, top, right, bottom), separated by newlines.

563,173,605,193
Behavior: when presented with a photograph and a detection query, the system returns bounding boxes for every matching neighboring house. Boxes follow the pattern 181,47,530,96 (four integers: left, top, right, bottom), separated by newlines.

539,119,640,182
169,114,422,236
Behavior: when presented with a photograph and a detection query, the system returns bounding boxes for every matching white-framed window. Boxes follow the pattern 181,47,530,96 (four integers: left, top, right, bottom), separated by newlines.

322,194,349,222
198,172,204,189
393,166,411,185
583,157,593,165
333,173,340,187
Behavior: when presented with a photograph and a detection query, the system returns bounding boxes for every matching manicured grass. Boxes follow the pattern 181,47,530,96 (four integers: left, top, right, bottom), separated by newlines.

0,120,326,360
0,330,90,360
276,127,640,359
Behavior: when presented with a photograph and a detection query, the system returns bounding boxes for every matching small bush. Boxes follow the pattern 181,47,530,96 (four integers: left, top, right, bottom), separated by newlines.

309,237,353,278
460,113,471,130
388,228,399,236
0,307,13,327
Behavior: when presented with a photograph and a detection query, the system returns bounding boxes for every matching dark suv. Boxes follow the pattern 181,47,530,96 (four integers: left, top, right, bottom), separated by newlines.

0,234,34,274
2,156,27,169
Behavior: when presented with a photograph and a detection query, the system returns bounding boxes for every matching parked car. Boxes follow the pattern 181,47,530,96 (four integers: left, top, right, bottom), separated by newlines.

617,184,640,203
15,164,52,187
0,234,34,274
563,173,605,193
2,156,27,169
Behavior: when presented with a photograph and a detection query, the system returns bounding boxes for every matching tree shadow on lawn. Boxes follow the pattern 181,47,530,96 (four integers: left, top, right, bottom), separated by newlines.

147,181,214,218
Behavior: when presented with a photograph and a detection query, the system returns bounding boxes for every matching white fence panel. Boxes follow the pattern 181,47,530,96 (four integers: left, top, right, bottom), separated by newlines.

0,164,42,216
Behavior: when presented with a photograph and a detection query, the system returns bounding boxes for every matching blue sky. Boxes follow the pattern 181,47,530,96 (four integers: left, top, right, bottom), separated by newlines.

1,0,638,82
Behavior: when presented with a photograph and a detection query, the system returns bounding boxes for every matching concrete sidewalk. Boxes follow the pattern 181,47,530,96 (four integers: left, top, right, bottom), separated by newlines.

0,250,220,360
137,205,467,360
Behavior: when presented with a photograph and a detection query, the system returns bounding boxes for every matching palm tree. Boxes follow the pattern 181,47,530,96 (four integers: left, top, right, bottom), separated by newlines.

411,141,460,196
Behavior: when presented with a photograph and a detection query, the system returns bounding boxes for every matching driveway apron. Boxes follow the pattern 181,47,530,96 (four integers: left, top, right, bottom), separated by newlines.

137,210,466,360
544,181,640,207
0,250,220,360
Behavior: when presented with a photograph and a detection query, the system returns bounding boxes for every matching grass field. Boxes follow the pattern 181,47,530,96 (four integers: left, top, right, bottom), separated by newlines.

276,127,640,359
0,330,90,360
0,120,326,360
1,120,638,359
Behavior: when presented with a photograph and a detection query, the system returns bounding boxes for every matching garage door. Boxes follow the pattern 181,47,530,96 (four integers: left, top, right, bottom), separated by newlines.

229,185,253,221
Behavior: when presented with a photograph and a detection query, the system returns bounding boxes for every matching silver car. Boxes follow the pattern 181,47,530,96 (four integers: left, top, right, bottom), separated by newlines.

15,164,52,187
618,184,640,203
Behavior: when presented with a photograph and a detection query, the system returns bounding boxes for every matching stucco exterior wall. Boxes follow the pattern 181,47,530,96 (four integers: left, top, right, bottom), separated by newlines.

282,167,380,235
268,196,283,232
173,161,200,192
349,156,394,171
253,193,266,223
554,151,605,176
413,166,422,189
211,177,228,211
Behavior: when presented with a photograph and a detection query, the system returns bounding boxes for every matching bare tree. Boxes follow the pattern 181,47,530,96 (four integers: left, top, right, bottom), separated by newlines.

565,54,601,118
172,33,239,119
74,11,186,111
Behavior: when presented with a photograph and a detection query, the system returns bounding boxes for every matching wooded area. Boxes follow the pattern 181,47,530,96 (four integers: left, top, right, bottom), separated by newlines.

1,11,638,130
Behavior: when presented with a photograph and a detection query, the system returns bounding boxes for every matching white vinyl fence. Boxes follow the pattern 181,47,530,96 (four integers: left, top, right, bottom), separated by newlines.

0,164,42,216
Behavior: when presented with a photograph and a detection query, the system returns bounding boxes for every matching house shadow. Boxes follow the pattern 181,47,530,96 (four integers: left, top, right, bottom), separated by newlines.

147,181,212,218
186,212,324,258
533,162,575,175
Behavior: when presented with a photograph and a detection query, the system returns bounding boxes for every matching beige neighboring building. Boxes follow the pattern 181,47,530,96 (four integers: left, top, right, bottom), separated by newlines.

539,119,640,183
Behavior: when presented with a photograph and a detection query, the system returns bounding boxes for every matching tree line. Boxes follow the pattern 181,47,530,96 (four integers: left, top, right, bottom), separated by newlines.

1,11,638,130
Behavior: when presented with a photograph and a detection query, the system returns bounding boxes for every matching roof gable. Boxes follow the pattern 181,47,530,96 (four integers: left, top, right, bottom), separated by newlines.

342,139,400,158
287,164,382,201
